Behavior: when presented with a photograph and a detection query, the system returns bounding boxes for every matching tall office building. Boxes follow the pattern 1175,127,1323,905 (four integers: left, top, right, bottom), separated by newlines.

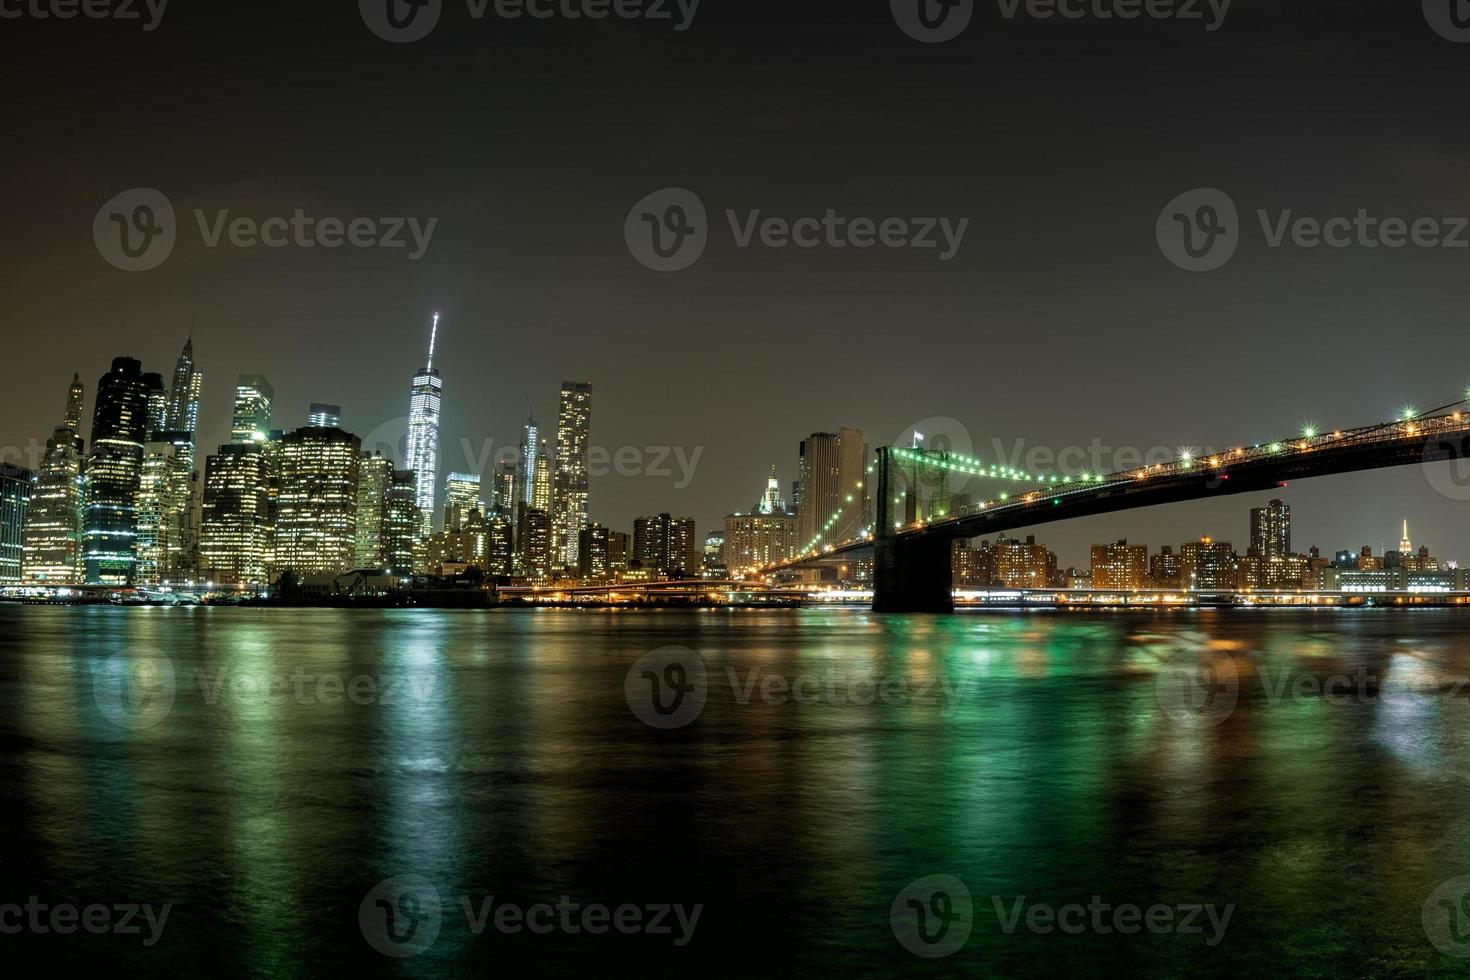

723,512,797,574
552,381,592,572
354,452,394,568
232,376,274,443
23,375,86,585
519,508,552,581
159,337,203,581
531,451,552,512
144,372,168,434
199,443,272,588
136,440,181,585
1399,520,1413,555
404,312,444,537
382,469,420,574
164,336,202,449
493,458,516,513
796,432,840,550
835,426,869,538
484,508,513,579
0,465,31,584
307,403,342,429
578,523,610,580
633,513,698,578
1180,536,1238,591
273,426,361,576
443,472,484,533
83,357,151,584
1249,498,1291,558
517,415,540,507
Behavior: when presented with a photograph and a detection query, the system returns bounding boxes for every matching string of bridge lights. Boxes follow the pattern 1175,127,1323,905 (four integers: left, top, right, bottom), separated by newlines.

786,392,1470,561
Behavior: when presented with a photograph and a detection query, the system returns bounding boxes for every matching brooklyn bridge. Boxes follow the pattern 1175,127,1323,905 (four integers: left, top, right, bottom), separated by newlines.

764,398,1470,612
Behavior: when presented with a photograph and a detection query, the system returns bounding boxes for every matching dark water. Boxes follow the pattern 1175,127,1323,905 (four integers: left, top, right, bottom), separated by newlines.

4,606,1470,977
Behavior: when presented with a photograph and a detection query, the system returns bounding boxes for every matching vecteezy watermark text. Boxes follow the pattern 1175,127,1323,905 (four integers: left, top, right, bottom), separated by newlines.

360,0,699,43
0,898,172,946
0,0,168,30
625,188,968,272
891,0,1230,43
358,875,701,958
94,188,438,272
991,895,1233,945
1157,187,1470,272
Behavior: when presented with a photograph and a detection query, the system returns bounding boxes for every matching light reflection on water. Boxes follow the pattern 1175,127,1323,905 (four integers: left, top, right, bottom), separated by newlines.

2,606,1470,977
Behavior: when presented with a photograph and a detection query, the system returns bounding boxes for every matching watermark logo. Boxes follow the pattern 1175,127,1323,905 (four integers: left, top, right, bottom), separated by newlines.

626,188,969,271
92,650,176,729
360,875,443,958
1424,875,1470,957
1423,432,1470,502
625,646,708,729
360,0,443,42
625,188,708,272
892,0,974,43
891,874,973,958
0,898,172,945
1425,0,1470,42
1155,657,1239,726
1157,188,1239,272
94,188,176,273
992,895,1233,944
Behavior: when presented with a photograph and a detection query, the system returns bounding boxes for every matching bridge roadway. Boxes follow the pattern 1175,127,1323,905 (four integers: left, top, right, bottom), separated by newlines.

763,405,1470,612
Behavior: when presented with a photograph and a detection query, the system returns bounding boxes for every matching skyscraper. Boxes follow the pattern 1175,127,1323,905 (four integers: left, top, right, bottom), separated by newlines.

307,403,342,429
159,337,203,582
232,376,275,443
24,375,86,585
354,452,394,568
164,336,203,446
83,357,150,584
532,451,552,513
404,312,443,538
518,415,539,508
796,432,840,551
382,469,419,574
1249,498,1291,558
199,443,272,588
0,465,31,584
443,472,484,533
274,426,361,576
136,440,181,585
1400,520,1413,555
493,458,516,513
552,382,592,572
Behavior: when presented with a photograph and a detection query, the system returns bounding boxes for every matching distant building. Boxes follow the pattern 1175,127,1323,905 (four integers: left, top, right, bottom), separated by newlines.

84,357,151,584
519,508,552,581
199,443,272,588
723,512,797,574
634,513,698,578
23,375,85,585
354,452,394,568
607,530,630,574
231,376,274,443
1090,539,1148,590
995,535,1054,589
579,523,610,580
443,472,484,533
552,381,592,573
274,426,361,576
1150,545,1182,588
952,538,997,589
382,469,419,574
1249,498,1291,558
307,403,342,429
0,464,32,584
1180,536,1237,591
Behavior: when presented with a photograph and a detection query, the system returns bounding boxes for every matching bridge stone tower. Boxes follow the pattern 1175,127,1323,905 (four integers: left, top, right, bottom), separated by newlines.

873,446,954,613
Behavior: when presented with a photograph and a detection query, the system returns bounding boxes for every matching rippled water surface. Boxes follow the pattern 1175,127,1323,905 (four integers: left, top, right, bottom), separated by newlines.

4,605,1470,977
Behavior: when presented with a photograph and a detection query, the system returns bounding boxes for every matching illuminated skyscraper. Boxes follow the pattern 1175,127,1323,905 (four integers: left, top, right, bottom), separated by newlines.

354,452,394,568
552,381,592,571
382,469,419,574
274,426,361,576
1399,520,1413,555
232,376,274,443
199,443,272,588
796,433,839,550
307,403,342,429
493,458,516,513
404,312,443,538
24,375,86,585
1249,498,1291,558
83,357,151,584
532,451,552,513
143,372,168,434
443,472,484,533
136,440,181,585
159,337,203,582
164,336,202,447
518,415,539,507
0,465,31,584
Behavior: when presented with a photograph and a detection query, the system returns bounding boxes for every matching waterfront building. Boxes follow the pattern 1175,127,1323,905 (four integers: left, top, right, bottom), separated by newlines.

484,508,514,578
382,469,420,574
608,530,630,573
633,513,699,578
1180,536,1238,591
723,512,796,575
136,440,182,585
23,375,85,585
551,381,592,572
519,508,552,581
578,523,610,581
1150,545,1182,588
517,415,539,508
995,535,1055,589
199,443,272,588
493,458,516,513
403,313,443,537
952,538,998,588
1090,539,1149,590
273,426,361,576
531,451,552,512
796,432,839,550
354,452,394,568
83,357,151,584
0,464,31,584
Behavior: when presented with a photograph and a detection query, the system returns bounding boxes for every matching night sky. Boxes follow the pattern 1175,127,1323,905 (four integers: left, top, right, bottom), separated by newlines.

4,0,1469,565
